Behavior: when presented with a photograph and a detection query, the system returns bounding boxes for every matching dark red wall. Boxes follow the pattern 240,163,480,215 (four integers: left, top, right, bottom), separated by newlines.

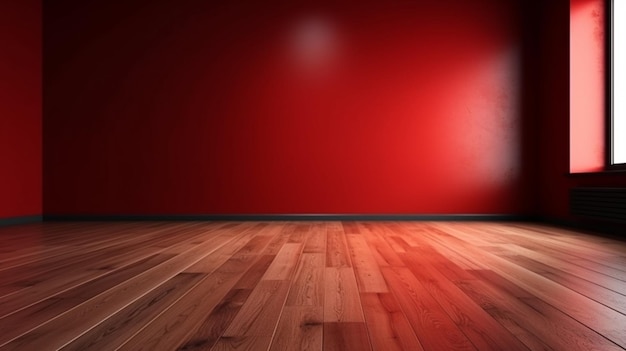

537,0,626,223
44,0,538,215
0,0,42,219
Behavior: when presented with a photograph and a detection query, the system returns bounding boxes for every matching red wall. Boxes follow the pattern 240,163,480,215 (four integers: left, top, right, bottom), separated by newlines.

44,0,537,215
538,0,626,222
0,0,42,219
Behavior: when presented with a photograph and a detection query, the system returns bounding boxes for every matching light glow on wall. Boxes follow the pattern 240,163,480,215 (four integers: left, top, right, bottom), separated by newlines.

613,0,626,164
444,47,522,189
290,16,339,72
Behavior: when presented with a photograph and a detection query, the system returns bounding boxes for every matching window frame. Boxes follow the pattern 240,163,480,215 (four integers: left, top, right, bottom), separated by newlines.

608,0,626,170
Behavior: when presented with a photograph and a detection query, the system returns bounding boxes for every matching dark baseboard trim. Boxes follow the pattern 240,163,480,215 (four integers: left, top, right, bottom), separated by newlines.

43,214,533,222
0,215,43,227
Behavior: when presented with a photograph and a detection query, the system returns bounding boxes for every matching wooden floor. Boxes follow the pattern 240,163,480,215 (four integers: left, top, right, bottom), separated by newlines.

0,221,625,351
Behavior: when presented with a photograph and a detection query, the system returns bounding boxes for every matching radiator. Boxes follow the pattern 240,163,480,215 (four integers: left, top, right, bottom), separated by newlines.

570,188,626,223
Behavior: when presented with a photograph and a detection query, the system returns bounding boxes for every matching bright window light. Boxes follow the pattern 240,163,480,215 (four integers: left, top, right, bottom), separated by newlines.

613,0,626,164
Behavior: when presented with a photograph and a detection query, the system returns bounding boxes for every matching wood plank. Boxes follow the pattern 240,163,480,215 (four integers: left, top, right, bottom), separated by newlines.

261,243,302,280
0,249,164,317
0,231,248,350
0,221,625,351
326,228,351,268
185,223,269,274
0,223,228,313
375,224,407,253
360,293,424,351
432,226,626,349
0,230,155,289
303,223,326,254
286,253,325,307
269,306,323,351
0,222,169,270
380,267,477,351
220,280,290,337
233,255,275,290
501,223,625,258
387,223,424,248
60,273,205,351
0,222,203,276
116,254,261,351
468,269,536,299
358,224,404,267
502,253,626,314
232,234,274,256
496,242,626,293
456,272,624,351
178,251,290,349
346,234,388,293
523,297,626,350
0,253,175,345
341,222,361,235
288,223,311,244
176,288,253,351
403,227,483,271
210,336,273,351
400,252,529,351
323,267,364,323
262,224,294,255
485,227,626,281
323,322,372,351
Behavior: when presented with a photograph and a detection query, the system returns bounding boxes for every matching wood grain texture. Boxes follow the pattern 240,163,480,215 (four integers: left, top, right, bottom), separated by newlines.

1,225,250,351
303,223,327,254
0,253,175,344
325,228,351,268
400,251,529,351
323,322,372,351
210,336,273,351
0,221,625,351
61,273,205,351
286,253,325,307
324,267,364,322
116,254,261,351
176,288,253,351
261,243,302,280
0,223,207,310
428,223,626,348
456,272,624,351
269,306,323,351
380,266,477,351
360,292,424,351
347,234,388,293
221,280,290,338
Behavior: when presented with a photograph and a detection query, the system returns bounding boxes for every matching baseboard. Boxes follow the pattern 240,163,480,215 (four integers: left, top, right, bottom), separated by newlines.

0,215,43,227
43,214,533,222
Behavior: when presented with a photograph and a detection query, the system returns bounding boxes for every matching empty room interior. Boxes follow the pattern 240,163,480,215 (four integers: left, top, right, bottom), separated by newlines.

2,0,626,350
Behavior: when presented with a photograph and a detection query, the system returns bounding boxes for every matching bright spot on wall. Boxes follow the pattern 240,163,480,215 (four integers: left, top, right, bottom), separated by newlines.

290,16,339,72
444,47,522,189
614,0,626,164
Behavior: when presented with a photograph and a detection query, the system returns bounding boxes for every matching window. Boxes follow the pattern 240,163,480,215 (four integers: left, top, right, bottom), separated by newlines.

611,0,626,166
570,0,605,173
